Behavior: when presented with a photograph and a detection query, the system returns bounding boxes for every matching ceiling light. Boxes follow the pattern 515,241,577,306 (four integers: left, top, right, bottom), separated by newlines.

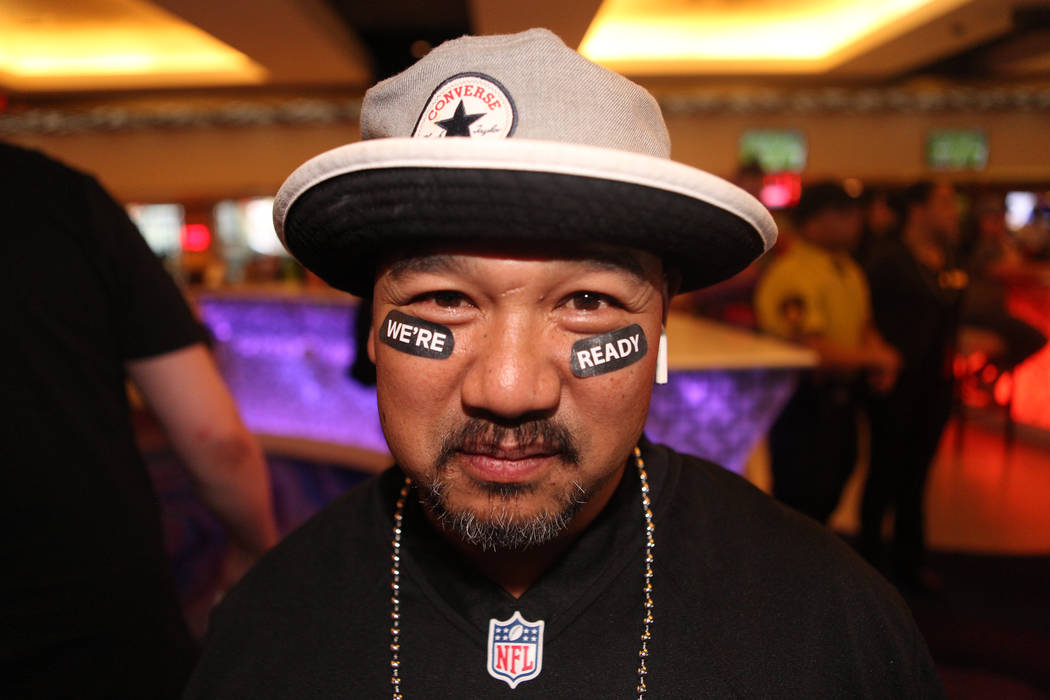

580,0,969,74
0,0,265,91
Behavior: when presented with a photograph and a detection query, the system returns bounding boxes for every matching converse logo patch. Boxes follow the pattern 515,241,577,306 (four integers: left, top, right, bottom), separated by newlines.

413,73,516,139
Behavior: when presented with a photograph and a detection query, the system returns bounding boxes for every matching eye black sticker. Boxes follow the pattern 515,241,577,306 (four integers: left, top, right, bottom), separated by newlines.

379,310,454,359
570,324,647,378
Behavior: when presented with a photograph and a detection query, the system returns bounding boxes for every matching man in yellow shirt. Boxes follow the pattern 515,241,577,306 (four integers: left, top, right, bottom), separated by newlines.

756,182,899,523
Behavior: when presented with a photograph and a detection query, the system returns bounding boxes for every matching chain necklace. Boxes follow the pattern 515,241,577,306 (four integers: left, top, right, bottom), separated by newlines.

389,445,655,699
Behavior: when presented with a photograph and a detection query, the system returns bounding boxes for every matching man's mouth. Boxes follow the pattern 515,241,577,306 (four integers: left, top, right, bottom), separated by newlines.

457,444,562,482
460,443,560,461
435,418,581,481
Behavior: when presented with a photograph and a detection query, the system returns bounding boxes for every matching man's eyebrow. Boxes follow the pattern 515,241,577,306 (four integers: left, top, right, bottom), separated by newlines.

385,248,651,282
570,249,649,282
387,255,468,279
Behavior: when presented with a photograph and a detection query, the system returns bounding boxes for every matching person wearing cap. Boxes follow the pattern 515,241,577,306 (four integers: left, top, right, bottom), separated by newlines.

184,30,941,699
755,182,901,524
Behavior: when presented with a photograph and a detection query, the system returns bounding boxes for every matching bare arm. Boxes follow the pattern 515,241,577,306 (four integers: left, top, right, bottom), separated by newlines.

801,321,900,393
860,321,901,393
127,344,280,582
802,336,881,371
802,332,895,371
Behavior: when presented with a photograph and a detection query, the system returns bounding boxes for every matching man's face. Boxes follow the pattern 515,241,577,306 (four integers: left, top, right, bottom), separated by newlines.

810,206,862,253
865,194,898,238
925,182,961,242
368,245,666,551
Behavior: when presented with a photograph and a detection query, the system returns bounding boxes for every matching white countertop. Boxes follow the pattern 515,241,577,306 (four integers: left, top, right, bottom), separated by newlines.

666,312,817,370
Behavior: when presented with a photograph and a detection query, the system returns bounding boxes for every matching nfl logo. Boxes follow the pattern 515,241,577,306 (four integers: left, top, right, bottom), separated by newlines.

486,611,544,688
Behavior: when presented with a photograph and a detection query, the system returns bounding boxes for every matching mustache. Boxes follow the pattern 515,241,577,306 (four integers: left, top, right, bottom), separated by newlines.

436,417,581,468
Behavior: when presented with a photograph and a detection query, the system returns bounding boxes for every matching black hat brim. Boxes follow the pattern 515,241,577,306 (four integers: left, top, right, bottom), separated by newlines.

275,138,776,297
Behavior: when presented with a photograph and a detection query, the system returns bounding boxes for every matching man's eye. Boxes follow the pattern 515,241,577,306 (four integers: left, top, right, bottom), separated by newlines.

429,291,466,308
568,292,609,311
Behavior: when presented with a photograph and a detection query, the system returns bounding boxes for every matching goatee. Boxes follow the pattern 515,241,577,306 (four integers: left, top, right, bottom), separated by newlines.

418,417,587,552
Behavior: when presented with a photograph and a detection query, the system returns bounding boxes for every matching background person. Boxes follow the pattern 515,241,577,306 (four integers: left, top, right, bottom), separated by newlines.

1,141,279,699
958,192,1046,376
860,180,966,592
756,181,900,523
855,185,902,263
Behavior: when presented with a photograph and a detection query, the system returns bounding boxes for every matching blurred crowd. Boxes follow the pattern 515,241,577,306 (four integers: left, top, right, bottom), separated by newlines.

677,169,1048,593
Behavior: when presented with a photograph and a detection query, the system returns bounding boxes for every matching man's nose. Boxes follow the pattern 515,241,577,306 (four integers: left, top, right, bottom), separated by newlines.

460,314,561,420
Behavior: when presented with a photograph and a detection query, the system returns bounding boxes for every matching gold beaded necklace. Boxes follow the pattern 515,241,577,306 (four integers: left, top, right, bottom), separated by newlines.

388,446,655,698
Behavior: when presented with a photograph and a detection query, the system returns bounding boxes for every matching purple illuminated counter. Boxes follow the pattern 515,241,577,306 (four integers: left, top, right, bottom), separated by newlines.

198,293,815,475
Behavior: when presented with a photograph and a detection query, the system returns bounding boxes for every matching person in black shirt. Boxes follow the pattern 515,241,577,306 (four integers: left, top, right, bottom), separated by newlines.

958,193,1046,373
185,30,942,698
860,180,967,592
1,141,279,699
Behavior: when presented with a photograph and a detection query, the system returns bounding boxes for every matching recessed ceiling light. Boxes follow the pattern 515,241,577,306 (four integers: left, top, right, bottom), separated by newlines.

580,0,965,74
0,0,265,91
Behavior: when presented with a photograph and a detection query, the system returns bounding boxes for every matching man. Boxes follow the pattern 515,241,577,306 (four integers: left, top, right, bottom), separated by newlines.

756,182,900,523
861,181,966,592
185,30,941,698
959,193,1046,374
1,141,279,699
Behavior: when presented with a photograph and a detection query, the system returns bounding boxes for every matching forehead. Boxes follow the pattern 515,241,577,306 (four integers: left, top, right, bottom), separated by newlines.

377,243,663,285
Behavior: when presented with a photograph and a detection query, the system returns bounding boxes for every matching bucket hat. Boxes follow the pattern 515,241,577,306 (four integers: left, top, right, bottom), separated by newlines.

275,28,776,297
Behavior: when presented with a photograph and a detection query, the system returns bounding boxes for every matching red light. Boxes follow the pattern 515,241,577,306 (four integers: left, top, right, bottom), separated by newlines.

759,173,802,209
181,223,211,252
993,372,1013,407
980,363,999,384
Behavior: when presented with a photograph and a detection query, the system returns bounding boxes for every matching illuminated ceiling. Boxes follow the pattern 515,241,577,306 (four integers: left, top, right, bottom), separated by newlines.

580,0,975,74
0,0,370,93
0,0,1044,94
480,0,1042,81
0,0,265,91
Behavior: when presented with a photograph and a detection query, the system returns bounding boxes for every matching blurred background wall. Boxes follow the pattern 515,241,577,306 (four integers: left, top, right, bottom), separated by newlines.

3,0,1049,200
3,108,1047,203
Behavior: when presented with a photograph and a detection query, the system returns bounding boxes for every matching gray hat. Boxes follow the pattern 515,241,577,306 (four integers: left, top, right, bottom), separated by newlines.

274,28,776,297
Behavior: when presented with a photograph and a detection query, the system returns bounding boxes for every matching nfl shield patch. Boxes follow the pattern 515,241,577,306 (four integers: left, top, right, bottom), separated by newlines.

486,611,544,688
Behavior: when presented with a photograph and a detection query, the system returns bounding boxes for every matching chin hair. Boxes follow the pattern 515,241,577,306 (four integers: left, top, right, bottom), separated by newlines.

419,478,589,552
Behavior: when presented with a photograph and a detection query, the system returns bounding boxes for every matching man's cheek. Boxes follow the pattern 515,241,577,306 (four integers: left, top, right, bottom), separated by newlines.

570,325,648,378
378,310,454,359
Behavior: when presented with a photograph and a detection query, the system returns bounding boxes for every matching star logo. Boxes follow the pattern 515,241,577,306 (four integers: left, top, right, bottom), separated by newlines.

413,73,515,139
434,100,485,137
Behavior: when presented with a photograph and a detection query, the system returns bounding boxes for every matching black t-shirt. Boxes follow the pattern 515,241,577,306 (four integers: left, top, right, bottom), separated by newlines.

1,142,205,694
863,238,962,390
186,441,943,699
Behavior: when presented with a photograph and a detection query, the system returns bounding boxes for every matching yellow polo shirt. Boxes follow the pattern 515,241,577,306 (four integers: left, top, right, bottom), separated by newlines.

755,238,871,349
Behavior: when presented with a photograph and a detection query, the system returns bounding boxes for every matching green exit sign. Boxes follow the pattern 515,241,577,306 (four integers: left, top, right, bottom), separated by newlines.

926,129,988,170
